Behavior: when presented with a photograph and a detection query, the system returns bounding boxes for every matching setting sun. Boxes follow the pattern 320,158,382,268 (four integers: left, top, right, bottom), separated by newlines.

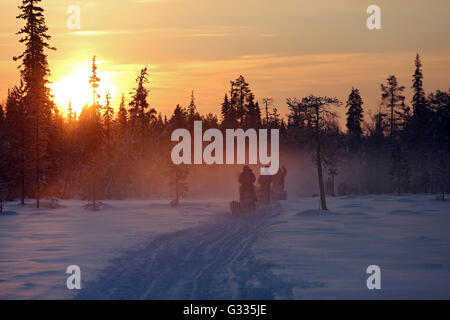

49,62,118,115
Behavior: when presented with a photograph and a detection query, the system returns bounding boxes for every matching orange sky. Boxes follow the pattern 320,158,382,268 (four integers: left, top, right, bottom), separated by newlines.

0,0,449,124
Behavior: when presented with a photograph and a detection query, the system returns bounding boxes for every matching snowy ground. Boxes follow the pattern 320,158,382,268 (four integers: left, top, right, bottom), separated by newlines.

0,199,225,299
0,195,449,299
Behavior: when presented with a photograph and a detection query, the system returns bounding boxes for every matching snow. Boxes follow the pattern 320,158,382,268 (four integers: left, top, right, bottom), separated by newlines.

0,199,225,299
253,195,450,299
1,194,450,299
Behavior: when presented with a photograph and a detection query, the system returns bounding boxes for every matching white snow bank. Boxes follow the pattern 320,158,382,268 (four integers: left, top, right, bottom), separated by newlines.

253,194,450,299
1,194,449,299
0,199,226,299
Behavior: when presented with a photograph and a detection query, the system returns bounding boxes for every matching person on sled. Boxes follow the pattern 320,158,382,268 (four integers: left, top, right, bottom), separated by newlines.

238,165,257,212
272,166,287,200
258,166,273,204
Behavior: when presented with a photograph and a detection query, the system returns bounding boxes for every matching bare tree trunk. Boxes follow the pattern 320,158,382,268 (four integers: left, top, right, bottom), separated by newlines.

20,110,25,205
316,143,327,210
35,108,40,209
331,174,335,197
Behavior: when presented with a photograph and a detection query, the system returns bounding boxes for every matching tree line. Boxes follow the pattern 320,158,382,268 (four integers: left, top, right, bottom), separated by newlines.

0,0,449,210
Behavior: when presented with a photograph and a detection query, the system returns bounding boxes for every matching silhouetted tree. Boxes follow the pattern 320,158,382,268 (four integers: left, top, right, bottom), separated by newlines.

167,163,189,206
102,91,114,145
411,54,428,125
381,75,405,138
187,90,201,125
89,56,101,105
245,92,261,129
170,104,188,129
345,87,364,137
230,75,250,125
129,67,156,197
14,0,57,208
287,95,341,210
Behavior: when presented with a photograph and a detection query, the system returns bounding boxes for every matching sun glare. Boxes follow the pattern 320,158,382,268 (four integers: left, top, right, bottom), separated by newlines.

49,63,117,116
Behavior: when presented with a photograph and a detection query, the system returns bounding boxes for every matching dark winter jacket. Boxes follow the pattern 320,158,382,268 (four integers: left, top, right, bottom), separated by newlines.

258,174,273,190
239,169,256,187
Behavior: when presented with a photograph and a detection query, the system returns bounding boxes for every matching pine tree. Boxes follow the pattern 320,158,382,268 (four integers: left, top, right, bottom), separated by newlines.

427,90,450,194
411,54,427,122
261,98,273,128
89,56,101,106
345,87,364,137
114,94,131,198
129,67,156,197
287,95,341,210
167,162,189,206
4,84,27,204
77,60,106,207
78,104,104,209
14,0,56,208
245,92,261,129
129,67,156,144
117,94,128,135
187,90,201,124
67,101,75,122
102,91,115,198
381,75,406,138
103,91,114,145
268,107,281,128
202,113,219,129
169,104,188,129
220,94,236,129
230,75,250,126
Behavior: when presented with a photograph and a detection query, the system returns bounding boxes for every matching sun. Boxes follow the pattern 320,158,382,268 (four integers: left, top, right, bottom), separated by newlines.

49,63,117,116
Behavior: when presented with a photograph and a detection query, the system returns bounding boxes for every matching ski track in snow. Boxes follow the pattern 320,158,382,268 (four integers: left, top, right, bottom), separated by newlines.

76,203,294,300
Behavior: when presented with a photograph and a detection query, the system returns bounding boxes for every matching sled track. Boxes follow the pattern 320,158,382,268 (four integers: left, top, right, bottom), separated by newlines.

77,203,293,300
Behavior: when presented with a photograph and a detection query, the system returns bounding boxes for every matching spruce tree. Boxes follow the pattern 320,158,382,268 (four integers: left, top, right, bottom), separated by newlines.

129,67,156,145
187,90,201,124
129,67,156,197
102,92,114,198
103,91,114,145
4,85,27,204
411,54,427,122
115,94,131,198
89,56,101,106
167,163,189,206
245,92,261,129
381,75,405,138
78,59,105,208
221,94,235,129
230,75,250,126
14,0,56,208
117,94,128,136
345,87,364,137
169,104,188,129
